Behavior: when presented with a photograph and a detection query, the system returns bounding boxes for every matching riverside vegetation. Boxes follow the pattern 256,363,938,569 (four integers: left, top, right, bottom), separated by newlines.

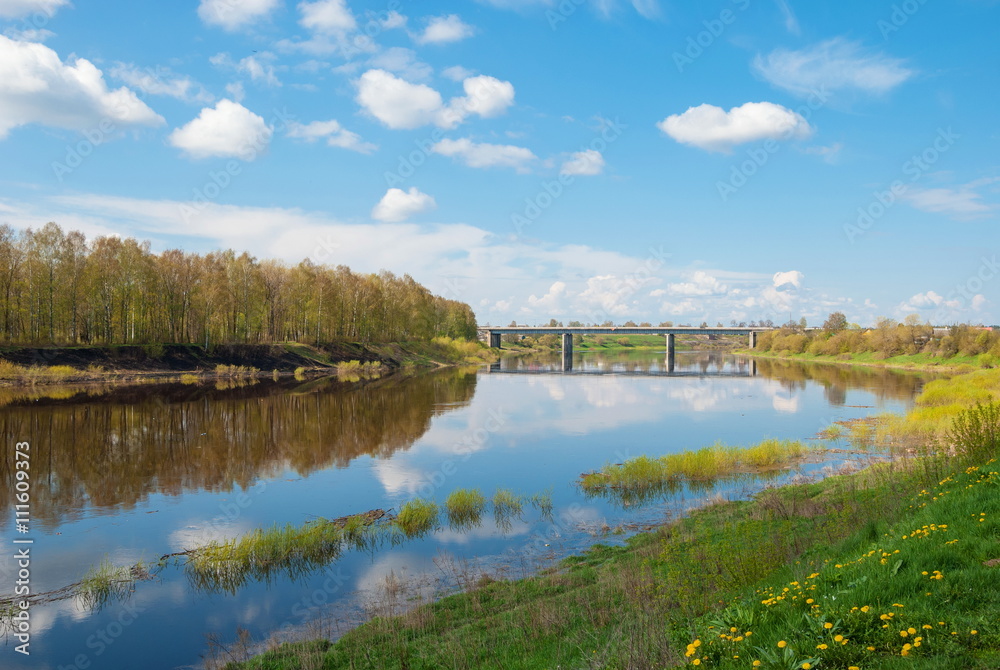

224,367,1000,669
749,313,1000,372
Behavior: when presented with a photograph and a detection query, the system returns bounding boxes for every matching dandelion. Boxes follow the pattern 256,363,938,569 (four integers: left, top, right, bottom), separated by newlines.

824,622,833,629
778,640,787,648
816,644,828,650
802,664,812,670
753,662,762,668
692,660,701,666
834,635,844,642
972,630,979,635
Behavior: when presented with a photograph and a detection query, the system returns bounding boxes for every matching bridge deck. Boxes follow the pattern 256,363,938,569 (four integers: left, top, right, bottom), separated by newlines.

481,326,773,336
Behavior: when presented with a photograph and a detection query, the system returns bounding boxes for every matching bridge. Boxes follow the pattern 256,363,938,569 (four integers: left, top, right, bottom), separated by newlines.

480,326,772,371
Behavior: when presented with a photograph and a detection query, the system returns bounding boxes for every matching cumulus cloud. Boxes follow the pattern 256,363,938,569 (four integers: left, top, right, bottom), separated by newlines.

657,101,812,153
197,0,280,31
752,38,914,96
287,119,376,154
668,271,728,296
431,138,536,172
168,100,272,160
356,69,516,129
299,0,355,33
772,270,803,289
415,14,475,45
0,0,67,19
355,69,444,129
0,36,164,140
560,149,605,176
527,281,568,311
110,63,214,104
372,187,437,222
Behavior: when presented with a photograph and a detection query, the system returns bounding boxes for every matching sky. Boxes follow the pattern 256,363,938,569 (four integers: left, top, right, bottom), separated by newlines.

0,0,998,327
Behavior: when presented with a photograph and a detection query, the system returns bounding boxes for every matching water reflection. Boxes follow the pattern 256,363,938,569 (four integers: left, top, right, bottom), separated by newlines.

492,351,930,405
0,368,478,529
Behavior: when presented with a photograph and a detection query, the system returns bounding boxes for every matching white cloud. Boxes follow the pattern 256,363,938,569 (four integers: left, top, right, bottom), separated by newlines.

379,10,407,30
298,0,356,33
0,0,66,19
772,270,803,289
286,119,377,154
442,65,474,82
356,70,516,130
415,14,475,45
449,75,516,119
431,138,536,172
0,36,164,140
110,63,214,104
211,52,282,87
356,69,444,129
527,281,568,310
560,149,604,176
237,54,282,87
901,178,999,219
168,100,272,160
198,0,280,31
668,271,728,296
752,38,914,96
371,187,437,222
658,101,812,153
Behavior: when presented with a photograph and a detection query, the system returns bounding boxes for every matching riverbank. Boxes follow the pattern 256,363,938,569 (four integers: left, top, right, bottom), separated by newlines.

741,348,989,374
226,369,1000,670
0,339,497,386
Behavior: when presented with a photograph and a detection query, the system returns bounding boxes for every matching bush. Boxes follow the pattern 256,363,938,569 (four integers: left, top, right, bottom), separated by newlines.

949,402,1000,462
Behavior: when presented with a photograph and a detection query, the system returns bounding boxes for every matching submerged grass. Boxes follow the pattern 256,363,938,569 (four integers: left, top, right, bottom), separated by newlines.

444,488,487,529
394,499,439,537
581,438,810,499
78,559,147,610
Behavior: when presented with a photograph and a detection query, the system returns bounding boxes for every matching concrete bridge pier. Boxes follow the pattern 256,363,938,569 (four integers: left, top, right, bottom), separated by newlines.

489,332,502,349
749,331,758,349
665,333,675,373
561,332,573,371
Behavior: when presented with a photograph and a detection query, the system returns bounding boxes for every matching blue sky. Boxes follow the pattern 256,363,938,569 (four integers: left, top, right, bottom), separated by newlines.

0,0,997,327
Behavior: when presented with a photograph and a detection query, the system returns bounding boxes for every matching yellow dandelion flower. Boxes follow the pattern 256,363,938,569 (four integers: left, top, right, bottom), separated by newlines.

824,622,833,629
778,640,787,648
834,635,844,642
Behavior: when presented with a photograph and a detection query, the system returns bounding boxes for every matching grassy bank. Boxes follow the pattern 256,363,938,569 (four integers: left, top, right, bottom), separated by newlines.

0,338,497,386
226,369,1000,670
742,349,989,374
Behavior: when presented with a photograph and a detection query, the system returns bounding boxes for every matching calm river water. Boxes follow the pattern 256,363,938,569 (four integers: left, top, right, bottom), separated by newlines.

0,351,934,669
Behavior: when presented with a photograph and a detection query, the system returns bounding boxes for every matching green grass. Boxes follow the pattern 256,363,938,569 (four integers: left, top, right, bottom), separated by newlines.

580,439,810,502
444,488,487,529
746,349,985,374
394,499,439,537
78,559,144,610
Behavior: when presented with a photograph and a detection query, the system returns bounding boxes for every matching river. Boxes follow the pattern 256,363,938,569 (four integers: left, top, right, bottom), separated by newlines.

0,350,935,669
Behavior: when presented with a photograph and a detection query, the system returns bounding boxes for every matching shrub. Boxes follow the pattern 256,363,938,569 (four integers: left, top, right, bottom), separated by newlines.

949,402,1000,462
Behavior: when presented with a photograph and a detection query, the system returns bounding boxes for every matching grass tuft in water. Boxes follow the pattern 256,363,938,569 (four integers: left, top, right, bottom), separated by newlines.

445,489,487,530
395,499,439,537
580,439,810,499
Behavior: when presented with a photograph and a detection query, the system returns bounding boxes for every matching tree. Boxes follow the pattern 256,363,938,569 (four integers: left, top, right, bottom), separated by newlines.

658,321,673,327
823,311,848,332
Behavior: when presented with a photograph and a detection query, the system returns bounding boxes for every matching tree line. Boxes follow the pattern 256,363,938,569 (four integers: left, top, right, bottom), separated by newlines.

755,312,1000,362
0,223,477,346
